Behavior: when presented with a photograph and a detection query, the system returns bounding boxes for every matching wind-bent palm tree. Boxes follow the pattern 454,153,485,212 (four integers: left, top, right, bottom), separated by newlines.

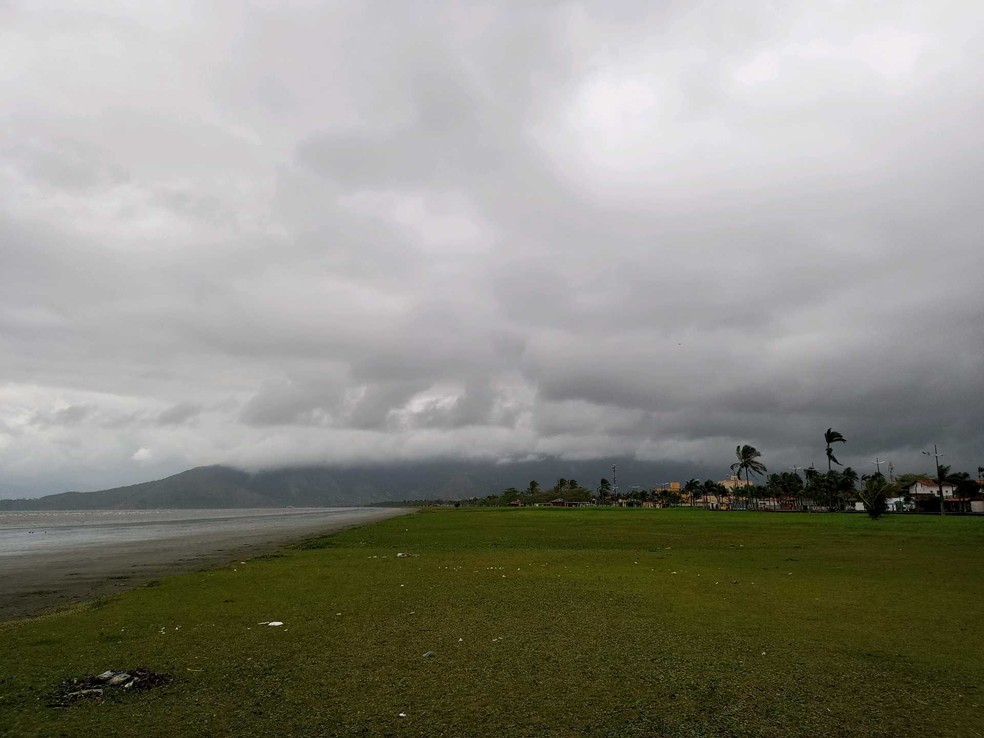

731,444,767,484
824,428,846,472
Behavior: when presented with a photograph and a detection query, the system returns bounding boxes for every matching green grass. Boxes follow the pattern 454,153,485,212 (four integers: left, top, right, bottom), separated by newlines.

2,508,983,737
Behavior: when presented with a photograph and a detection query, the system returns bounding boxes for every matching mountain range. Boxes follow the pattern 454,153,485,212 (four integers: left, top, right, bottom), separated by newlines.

0,458,705,510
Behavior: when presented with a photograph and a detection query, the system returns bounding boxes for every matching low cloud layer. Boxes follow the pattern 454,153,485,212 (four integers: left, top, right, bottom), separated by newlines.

2,2,982,495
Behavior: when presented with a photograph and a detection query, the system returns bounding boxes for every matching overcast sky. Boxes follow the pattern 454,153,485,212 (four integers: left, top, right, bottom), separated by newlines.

2,1,982,496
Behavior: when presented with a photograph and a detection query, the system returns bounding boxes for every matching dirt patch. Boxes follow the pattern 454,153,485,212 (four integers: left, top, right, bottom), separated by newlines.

48,667,172,707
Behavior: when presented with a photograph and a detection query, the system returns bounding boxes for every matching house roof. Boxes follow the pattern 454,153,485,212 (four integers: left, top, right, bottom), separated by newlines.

905,478,956,491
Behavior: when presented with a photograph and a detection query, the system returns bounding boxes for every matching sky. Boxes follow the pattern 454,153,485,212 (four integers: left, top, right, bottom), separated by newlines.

2,1,983,497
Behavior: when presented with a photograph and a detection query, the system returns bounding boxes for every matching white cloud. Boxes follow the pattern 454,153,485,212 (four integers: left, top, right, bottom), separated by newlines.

131,447,153,462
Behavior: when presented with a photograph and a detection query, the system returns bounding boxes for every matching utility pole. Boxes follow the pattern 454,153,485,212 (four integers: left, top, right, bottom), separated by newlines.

871,457,886,475
612,464,619,501
922,445,945,517
888,462,895,481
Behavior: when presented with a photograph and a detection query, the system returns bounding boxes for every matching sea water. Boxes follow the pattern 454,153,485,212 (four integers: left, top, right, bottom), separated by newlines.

0,508,365,558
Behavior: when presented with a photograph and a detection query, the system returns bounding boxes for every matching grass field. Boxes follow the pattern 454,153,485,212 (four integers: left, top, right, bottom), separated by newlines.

2,508,983,737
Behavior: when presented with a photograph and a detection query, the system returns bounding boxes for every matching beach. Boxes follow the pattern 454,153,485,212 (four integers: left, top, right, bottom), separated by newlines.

0,507,412,621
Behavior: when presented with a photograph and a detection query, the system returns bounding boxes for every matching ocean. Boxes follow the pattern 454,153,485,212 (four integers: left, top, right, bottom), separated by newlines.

0,507,370,559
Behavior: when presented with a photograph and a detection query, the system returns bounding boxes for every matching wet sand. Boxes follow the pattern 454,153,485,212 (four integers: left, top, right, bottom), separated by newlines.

0,507,413,622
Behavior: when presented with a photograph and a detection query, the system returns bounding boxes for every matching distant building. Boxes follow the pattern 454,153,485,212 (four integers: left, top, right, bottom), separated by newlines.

904,478,957,499
855,496,914,513
543,498,588,507
719,475,752,491
652,481,682,492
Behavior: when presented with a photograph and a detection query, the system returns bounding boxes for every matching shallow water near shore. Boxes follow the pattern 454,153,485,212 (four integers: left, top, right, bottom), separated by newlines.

0,508,371,558
0,507,411,620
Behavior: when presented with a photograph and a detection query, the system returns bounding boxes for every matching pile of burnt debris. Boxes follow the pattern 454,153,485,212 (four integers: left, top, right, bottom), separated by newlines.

48,667,172,707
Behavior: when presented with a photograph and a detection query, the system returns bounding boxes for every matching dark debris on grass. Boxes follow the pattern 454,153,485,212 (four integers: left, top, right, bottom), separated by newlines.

48,667,172,708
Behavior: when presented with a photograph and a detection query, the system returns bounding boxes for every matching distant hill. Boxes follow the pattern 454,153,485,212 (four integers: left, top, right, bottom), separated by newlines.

0,458,710,510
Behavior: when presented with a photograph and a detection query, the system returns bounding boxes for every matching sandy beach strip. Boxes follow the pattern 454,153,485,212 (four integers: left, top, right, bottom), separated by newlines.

0,507,413,622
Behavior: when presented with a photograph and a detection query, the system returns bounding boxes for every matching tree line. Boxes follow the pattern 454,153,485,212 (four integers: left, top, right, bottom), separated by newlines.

478,428,982,519
724,429,982,519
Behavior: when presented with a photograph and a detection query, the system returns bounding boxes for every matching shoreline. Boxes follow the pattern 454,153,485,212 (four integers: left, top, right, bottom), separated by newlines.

0,507,413,622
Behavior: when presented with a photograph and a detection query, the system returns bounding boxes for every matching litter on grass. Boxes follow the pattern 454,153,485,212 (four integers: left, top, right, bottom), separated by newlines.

48,668,172,707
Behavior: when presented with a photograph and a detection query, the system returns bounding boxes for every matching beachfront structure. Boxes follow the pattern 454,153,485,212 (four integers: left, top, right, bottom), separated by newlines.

718,475,752,491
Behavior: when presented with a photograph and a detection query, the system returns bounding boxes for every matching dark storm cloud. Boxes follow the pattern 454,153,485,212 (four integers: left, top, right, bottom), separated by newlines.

1,1,983,495
5,138,130,192
155,403,202,427
29,404,93,428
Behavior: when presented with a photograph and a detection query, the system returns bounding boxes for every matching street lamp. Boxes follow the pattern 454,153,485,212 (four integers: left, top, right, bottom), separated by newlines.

922,445,945,517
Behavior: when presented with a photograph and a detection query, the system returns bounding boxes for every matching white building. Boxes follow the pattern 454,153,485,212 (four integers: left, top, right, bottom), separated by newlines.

854,496,913,513
905,478,957,498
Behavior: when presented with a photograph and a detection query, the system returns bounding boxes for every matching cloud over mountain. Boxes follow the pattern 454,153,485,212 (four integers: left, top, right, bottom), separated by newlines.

2,2,982,496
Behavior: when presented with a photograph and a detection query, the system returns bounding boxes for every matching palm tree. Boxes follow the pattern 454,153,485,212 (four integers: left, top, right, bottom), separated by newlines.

702,479,725,509
597,478,611,503
841,467,859,486
803,465,820,508
731,444,767,484
683,478,701,507
824,428,846,472
857,473,897,520
834,467,859,510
